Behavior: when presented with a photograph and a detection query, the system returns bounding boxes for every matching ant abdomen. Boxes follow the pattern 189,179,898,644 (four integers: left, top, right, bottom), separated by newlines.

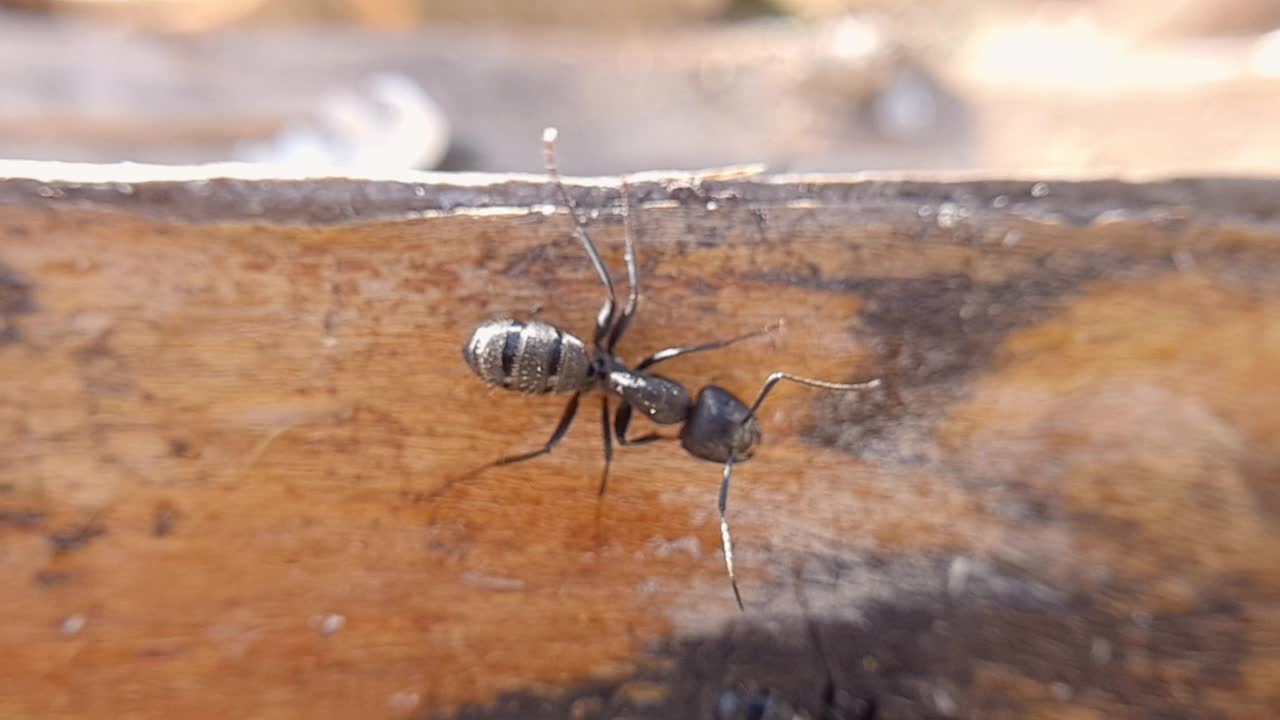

462,318,593,395
681,386,762,464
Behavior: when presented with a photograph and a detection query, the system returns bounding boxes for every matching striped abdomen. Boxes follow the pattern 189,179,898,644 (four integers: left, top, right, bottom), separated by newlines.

462,319,593,394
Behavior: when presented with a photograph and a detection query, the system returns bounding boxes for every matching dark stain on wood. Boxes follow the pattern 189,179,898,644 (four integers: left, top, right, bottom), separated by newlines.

73,331,135,396
446,553,1250,720
33,569,74,588
0,509,45,529
169,438,195,458
0,262,35,344
152,502,180,537
47,520,107,554
761,258,1119,465
1241,451,1280,529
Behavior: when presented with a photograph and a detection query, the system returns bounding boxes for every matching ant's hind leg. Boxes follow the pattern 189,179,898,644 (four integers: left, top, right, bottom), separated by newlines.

488,392,584,468
427,393,583,502
598,395,614,497
718,455,745,611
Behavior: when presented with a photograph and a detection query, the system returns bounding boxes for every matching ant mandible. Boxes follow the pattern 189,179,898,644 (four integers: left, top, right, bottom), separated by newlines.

460,128,879,610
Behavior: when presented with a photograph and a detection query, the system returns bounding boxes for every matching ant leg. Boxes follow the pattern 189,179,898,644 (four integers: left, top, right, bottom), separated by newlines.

612,402,666,446
599,395,613,497
719,455,745,611
606,177,639,352
742,372,880,424
425,393,582,501
635,321,781,371
543,127,616,348
718,372,881,611
490,392,583,467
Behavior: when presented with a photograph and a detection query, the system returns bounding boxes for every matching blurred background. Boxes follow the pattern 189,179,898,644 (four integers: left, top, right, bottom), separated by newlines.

1,0,1279,175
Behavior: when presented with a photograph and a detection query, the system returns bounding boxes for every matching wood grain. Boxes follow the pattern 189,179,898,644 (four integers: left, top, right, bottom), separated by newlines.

1,166,1278,719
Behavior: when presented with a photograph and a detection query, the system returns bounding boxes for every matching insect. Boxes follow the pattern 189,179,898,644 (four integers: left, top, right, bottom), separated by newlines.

460,127,880,610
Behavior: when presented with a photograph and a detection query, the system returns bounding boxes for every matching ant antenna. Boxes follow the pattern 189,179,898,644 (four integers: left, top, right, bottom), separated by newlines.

720,373,881,611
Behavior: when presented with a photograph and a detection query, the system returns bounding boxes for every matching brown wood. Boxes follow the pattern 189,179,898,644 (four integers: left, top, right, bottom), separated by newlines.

1,165,1279,719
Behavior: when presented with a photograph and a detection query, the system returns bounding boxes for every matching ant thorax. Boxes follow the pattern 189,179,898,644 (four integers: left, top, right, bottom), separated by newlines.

602,364,691,425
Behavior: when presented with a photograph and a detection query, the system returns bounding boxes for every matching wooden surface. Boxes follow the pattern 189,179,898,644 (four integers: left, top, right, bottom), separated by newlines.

1,164,1279,719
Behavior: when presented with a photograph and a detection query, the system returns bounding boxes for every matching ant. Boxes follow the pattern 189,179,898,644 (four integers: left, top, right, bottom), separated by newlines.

460,128,879,610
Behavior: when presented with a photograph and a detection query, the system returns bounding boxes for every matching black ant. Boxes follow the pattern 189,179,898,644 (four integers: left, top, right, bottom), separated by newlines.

460,128,879,610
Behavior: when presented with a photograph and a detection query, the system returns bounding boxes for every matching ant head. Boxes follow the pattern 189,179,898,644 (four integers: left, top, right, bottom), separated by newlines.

680,385,761,464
